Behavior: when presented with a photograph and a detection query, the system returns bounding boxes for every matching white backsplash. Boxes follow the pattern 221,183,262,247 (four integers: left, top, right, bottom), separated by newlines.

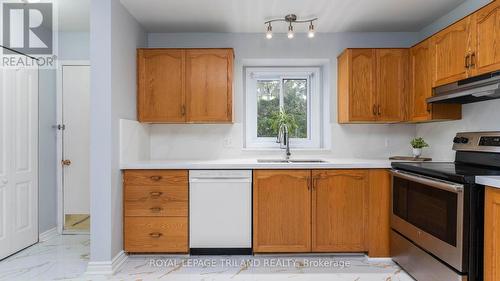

416,99,500,161
119,119,151,163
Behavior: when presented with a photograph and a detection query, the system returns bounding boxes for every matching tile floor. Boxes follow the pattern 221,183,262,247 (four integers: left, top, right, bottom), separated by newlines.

0,234,414,281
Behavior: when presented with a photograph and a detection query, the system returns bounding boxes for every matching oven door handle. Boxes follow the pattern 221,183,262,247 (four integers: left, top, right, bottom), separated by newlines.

391,170,464,193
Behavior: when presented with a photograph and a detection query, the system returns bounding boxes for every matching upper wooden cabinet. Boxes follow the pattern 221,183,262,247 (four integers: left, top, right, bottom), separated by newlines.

470,1,500,76
137,49,186,123
253,170,311,253
338,48,408,123
430,17,473,87
137,48,233,123
409,39,462,122
312,170,368,252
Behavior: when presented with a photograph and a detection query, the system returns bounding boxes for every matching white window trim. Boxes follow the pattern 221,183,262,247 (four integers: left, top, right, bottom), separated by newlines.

244,67,322,149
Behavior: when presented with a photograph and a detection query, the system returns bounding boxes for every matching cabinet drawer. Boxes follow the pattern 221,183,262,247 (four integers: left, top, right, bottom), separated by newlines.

123,170,188,186
124,185,188,217
124,217,188,253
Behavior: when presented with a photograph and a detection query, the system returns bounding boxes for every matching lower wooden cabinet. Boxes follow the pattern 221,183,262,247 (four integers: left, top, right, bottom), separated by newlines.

253,169,391,256
252,170,311,253
484,186,500,281
312,170,368,252
123,170,188,253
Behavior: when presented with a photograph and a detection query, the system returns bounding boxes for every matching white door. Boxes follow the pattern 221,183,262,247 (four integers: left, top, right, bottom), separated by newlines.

0,67,39,260
62,65,90,231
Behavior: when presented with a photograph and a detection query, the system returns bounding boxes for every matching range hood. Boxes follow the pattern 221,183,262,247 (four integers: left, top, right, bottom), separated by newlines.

427,71,500,104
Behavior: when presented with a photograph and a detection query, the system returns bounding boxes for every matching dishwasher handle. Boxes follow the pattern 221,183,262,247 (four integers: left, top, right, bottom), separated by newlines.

189,177,252,183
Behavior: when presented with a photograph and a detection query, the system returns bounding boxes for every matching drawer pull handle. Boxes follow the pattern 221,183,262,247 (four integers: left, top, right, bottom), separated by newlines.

150,207,163,213
150,191,163,198
149,232,163,238
150,176,162,181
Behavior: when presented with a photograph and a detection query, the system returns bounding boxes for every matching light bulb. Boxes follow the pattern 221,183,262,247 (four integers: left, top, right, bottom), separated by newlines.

266,24,273,39
287,24,294,39
308,22,315,38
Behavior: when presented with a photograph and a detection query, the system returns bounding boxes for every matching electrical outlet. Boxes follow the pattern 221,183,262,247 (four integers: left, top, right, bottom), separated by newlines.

223,137,233,148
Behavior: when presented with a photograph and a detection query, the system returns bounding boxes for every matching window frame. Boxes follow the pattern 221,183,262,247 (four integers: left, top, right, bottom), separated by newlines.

244,67,322,149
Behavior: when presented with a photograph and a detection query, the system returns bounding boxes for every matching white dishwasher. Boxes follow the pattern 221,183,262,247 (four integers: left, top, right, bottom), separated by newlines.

189,170,252,255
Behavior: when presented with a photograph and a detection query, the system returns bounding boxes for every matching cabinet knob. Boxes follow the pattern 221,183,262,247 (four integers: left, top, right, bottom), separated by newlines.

149,232,163,238
150,207,163,213
150,191,163,198
150,176,162,181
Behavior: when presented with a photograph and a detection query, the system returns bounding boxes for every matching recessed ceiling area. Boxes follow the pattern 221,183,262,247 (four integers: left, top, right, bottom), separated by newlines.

120,0,466,33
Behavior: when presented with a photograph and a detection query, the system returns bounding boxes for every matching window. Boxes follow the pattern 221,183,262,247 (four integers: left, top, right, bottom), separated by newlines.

245,67,322,148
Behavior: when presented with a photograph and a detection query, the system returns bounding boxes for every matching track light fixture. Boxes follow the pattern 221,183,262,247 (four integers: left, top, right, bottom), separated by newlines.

264,14,318,39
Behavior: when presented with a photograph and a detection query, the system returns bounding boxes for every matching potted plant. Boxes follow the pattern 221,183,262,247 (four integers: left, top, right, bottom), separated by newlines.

410,137,429,158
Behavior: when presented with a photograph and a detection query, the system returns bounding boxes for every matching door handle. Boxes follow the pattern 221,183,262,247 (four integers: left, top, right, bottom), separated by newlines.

150,191,163,198
372,104,377,116
149,232,163,238
377,105,382,116
62,159,71,166
150,175,162,181
470,53,476,68
150,207,163,213
465,54,470,69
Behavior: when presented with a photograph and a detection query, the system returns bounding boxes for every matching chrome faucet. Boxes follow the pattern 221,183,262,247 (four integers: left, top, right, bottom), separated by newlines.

277,123,291,160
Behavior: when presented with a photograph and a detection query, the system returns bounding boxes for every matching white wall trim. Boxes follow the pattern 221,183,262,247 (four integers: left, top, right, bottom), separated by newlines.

56,60,91,235
39,227,58,242
85,250,127,275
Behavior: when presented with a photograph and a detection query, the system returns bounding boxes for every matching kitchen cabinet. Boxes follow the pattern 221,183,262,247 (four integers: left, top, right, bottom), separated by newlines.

484,186,500,281
252,170,311,253
470,1,500,76
253,169,391,257
186,49,233,122
123,170,188,253
337,48,408,123
312,170,368,252
137,48,233,123
409,39,462,122
430,17,472,87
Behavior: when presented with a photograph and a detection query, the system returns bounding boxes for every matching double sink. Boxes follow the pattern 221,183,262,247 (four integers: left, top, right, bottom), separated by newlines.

257,159,328,163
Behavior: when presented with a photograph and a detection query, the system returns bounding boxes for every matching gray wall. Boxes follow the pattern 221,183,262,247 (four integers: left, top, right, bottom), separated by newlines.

415,0,499,161
90,0,145,262
38,31,90,234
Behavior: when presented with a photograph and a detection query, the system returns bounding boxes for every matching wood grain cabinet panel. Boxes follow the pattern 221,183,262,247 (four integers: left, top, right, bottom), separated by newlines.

137,48,233,123
409,40,462,122
376,49,408,122
124,217,188,253
137,49,185,123
186,49,233,123
123,170,188,253
337,48,408,123
470,1,500,76
430,17,472,87
367,169,391,257
312,170,368,252
253,170,311,253
484,186,500,281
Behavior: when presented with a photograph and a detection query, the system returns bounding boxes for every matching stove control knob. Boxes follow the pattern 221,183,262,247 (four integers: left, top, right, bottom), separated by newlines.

461,137,469,144
453,137,461,144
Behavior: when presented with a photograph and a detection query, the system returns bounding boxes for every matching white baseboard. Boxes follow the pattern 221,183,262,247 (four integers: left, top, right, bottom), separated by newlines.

39,227,58,242
85,250,127,275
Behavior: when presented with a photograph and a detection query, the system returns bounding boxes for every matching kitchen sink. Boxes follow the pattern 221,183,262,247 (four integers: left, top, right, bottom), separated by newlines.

257,159,328,163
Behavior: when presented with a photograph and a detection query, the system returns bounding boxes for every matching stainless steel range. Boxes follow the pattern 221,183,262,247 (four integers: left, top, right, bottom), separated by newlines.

391,132,500,281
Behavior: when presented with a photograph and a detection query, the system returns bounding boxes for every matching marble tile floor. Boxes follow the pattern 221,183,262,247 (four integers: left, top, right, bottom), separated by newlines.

0,234,414,281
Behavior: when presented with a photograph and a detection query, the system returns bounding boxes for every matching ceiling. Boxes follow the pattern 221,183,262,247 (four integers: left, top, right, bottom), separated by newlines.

120,0,466,33
57,0,90,32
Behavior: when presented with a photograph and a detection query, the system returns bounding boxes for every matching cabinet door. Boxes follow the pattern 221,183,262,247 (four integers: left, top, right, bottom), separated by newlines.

253,170,311,253
470,1,500,76
137,49,185,123
348,49,377,122
312,170,368,252
409,40,433,121
484,186,500,281
186,49,233,123
376,49,408,122
431,17,472,87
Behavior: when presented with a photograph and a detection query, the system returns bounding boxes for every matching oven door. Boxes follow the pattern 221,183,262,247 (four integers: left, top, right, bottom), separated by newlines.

391,170,465,272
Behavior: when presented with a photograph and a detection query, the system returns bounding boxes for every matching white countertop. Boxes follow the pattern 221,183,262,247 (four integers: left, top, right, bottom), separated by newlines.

120,158,394,170
476,176,500,189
